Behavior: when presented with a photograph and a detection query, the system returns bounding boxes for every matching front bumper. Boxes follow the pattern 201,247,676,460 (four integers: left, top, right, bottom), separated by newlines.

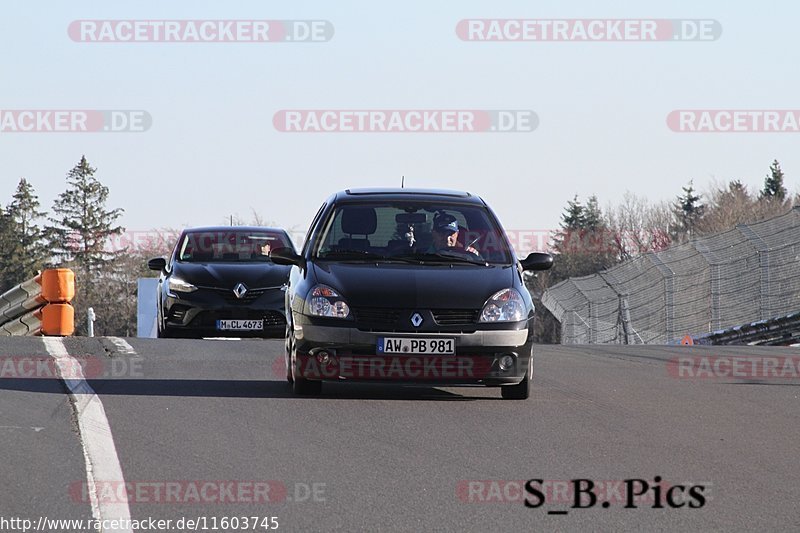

292,321,533,386
163,288,286,338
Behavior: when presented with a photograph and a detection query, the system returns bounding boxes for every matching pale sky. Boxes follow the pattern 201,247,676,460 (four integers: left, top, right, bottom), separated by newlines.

2,1,798,244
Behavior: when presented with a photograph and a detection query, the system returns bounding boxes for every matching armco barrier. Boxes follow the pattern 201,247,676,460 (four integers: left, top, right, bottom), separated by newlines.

0,269,75,336
543,206,800,345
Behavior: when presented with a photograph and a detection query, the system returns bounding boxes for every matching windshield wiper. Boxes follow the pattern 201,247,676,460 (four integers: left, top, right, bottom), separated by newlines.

317,250,389,261
393,252,488,266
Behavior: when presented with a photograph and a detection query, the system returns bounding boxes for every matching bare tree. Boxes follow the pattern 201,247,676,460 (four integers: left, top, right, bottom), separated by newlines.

604,192,673,260
695,180,786,235
224,209,277,227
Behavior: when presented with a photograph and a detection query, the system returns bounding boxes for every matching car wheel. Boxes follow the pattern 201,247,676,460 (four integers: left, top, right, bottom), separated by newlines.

293,376,322,396
157,315,172,338
284,326,294,383
159,327,179,338
290,341,322,395
501,356,532,400
156,299,174,338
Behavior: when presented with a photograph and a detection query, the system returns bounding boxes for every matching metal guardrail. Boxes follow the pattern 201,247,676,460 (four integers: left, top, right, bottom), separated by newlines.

0,269,75,336
685,311,800,346
543,206,800,345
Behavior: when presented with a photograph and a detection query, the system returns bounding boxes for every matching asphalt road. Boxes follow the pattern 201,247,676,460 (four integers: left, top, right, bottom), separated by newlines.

2,337,799,532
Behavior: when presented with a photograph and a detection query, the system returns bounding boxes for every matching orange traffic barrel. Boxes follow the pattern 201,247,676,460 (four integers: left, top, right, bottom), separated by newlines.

39,303,75,336
41,269,75,303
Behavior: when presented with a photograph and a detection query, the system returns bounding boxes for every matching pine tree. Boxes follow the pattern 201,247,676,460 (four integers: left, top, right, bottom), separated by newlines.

45,156,124,334
551,194,616,278
560,195,585,229
670,180,704,241
583,195,604,230
4,178,48,287
0,208,16,292
728,179,747,196
760,159,787,201
552,195,584,255
46,156,124,272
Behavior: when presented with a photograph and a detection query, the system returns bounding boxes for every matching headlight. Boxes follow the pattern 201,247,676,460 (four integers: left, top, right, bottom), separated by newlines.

479,288,526,322
168,277,197,294
305,284,351,319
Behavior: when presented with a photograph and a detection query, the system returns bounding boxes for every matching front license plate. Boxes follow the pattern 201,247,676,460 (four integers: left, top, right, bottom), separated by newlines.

216,319,264,331
377,337,455,355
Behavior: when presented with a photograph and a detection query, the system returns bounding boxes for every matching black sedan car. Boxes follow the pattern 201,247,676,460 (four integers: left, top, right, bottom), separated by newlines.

271,188,553,399
148,226,295,338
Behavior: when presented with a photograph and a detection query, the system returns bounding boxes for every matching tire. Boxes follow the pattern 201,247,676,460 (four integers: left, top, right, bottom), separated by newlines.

501,356,532,400
156,295,168,338
293,376,322,396
156,302,176,338
157,318,173,338
284,326,294,383
289,332,322,395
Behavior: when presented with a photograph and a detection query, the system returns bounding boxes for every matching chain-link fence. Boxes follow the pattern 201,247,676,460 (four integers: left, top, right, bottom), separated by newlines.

542,206,800,344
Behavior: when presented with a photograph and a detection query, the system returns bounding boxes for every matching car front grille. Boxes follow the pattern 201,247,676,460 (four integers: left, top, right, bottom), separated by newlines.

352,307,401,325
351,308,480,328
432,309,480,325
263,311,287,327
206,287,269,304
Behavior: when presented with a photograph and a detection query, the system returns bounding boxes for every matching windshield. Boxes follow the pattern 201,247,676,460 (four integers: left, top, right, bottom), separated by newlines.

313,202,513,264
177,230,292,263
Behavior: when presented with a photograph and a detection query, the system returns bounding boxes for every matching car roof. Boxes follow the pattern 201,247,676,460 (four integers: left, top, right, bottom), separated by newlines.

334,188,484,205
181,226,289,234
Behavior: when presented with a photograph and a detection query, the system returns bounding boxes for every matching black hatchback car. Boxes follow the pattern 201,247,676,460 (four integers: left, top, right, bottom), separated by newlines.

271,189,553,399
148,226,296,338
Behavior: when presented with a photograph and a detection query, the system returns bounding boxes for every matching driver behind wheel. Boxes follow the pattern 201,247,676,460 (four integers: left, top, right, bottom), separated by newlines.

429,212,479,255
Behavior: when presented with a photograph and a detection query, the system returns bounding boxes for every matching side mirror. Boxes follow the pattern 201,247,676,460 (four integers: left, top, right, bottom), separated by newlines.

270,248,304,267
147,257,167,271
520,252,553,271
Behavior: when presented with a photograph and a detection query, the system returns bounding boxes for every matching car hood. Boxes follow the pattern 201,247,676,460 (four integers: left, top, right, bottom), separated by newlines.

173,261,290,289
311,262,515,308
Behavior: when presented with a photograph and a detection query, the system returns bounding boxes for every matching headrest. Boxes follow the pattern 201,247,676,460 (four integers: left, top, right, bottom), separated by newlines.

341,207,377,235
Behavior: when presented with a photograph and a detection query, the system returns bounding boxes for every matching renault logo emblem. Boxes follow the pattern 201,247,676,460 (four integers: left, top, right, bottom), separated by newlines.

410,312,423,327
232,283,248,299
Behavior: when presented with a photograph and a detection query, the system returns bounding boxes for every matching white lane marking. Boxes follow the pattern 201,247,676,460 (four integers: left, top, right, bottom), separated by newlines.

107,337,137,355
0,425,44,432
43,337,132,532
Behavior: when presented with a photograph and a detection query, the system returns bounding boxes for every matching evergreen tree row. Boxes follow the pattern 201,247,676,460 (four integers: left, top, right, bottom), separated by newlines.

528,159,796,343
1,156,124,292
